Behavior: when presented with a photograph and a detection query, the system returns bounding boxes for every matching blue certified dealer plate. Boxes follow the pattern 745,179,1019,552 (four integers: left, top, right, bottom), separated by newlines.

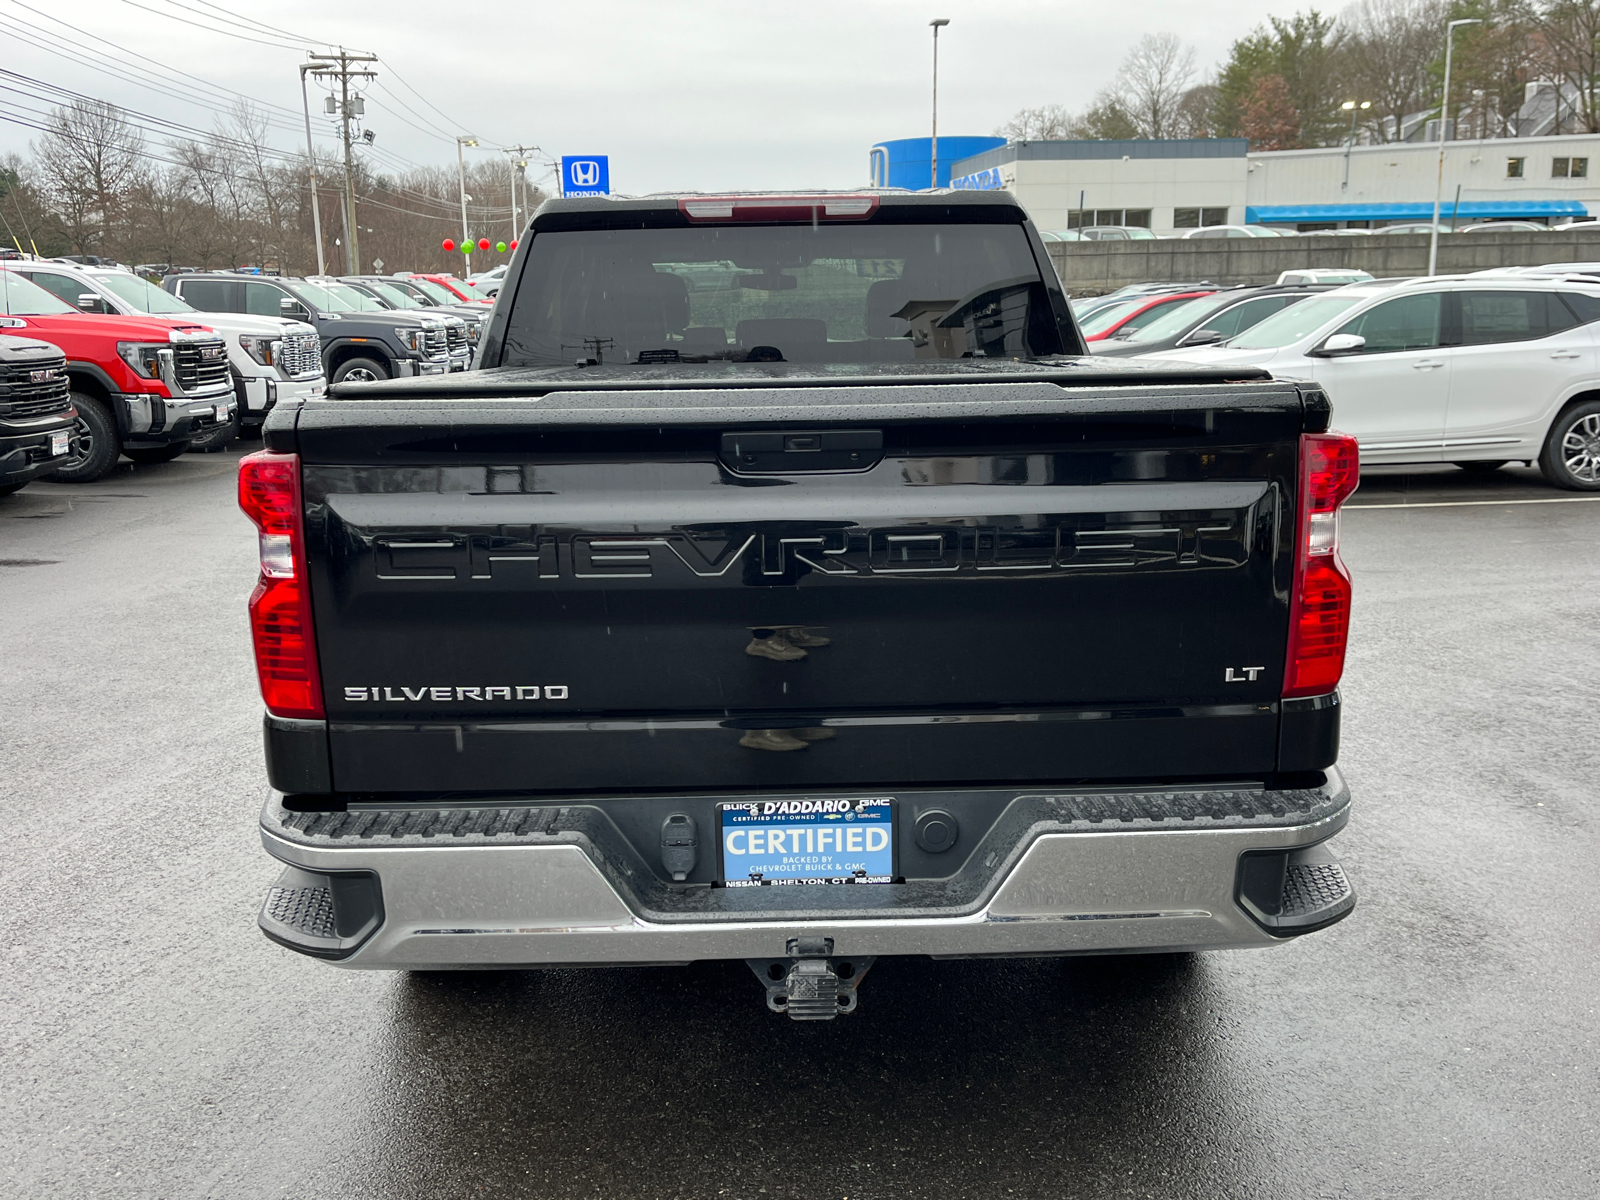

718,798,895,887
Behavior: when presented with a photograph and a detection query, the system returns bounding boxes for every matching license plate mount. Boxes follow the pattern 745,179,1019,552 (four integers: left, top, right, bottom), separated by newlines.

214,403,230,422
49,430,69,457
717,798,896,887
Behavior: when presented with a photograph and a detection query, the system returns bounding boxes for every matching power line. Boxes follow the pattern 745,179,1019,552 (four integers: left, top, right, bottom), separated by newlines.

366,82,458,143
187,0,326,46
115,0,315,52
378,59,486,145
151,0,330,50
3,2,505,186
2,1,309,131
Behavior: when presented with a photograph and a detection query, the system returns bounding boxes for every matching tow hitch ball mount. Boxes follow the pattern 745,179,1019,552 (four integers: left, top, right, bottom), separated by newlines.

746,938,876,1021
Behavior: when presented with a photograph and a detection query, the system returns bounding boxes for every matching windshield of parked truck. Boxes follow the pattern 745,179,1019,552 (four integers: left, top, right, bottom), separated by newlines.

287,281,368,313
362,281,423,308
1121,293,1235,343
438,276,492,300
501,222,1062,366
0,269,77,315
1227,295,1364,348
410,279,461,306
1076,299,1144,336
97,272,194,314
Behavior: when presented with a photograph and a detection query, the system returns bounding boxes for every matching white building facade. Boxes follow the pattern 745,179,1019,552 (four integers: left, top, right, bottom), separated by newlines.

948,134,1600,233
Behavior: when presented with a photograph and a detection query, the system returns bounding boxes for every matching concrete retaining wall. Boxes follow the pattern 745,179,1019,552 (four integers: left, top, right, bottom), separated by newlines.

1045,230,1600,293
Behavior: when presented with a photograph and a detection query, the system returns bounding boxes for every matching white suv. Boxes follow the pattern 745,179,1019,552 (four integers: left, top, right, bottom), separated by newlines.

13,263,324,450
1139,275,1600,488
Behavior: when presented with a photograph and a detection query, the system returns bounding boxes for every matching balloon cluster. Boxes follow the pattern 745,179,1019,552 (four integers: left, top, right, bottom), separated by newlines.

440,238,519,255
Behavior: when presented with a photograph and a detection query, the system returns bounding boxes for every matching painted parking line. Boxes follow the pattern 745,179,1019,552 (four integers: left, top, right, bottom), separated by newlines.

1347,496,1600,510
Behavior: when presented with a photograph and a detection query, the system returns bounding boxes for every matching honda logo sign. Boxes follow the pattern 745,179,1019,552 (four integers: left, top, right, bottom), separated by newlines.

560,155,610,197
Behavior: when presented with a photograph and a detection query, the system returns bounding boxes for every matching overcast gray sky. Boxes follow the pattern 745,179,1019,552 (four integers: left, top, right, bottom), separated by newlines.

1,0,1303,193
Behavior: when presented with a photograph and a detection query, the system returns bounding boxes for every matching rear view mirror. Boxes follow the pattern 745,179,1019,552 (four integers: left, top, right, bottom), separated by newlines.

1311,333,1366,357
1183,328,1224,346
280,297,309,318
77,293,107,313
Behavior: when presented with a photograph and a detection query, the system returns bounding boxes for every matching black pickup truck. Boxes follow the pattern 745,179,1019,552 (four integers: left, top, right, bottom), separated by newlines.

241,191,1358,1019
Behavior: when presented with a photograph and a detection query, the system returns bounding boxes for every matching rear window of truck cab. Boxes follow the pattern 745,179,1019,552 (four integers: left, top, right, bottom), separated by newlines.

499,223,1065,366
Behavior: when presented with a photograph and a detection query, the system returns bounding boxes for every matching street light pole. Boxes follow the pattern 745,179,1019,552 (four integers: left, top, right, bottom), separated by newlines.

456,135,478,272
1430,18,1481,275
297,65,326,275
1341,99,1371,194
929,18,949,190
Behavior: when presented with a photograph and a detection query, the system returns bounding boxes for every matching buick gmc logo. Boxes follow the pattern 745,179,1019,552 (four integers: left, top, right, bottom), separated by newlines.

200,346,224,359
366,520,1244,583
29,368,61,383
570,160,600,187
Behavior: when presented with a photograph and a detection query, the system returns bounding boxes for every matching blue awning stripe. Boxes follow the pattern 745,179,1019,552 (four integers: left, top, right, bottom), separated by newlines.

1246,200,1590,223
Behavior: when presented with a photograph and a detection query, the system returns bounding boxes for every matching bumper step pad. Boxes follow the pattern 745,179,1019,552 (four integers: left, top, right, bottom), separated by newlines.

1238,842,1356,935
257,864,385,960
264,880,336,941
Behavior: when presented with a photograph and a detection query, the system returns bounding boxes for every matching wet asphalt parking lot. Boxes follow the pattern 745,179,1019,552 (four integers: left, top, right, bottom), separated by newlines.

2,450,1597,1200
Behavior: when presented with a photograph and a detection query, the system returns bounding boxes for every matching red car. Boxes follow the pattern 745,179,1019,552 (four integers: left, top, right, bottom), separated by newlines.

1077,289,1217,343
0,269,236,482
403,274,495,307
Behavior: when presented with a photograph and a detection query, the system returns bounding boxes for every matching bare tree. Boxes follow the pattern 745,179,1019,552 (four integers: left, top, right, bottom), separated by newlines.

1110,34,1198,138
1451,3,1538,138
31,100,145,253
1338,0,1446,142
995,104,1079,141
1533,0,1600,132
1175,84,1220,137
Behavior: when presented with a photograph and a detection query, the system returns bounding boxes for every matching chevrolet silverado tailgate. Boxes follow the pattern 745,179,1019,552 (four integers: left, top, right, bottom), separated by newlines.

288,373,1316,793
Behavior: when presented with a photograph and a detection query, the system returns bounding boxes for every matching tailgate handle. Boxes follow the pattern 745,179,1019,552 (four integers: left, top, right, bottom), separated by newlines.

720,429,883,474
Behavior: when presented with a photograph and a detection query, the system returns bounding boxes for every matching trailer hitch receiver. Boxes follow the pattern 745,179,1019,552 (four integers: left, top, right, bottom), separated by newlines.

746,937,876,1021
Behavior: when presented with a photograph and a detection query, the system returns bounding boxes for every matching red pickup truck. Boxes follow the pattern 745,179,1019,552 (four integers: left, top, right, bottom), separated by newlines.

402,273,495,308
0,268,236,482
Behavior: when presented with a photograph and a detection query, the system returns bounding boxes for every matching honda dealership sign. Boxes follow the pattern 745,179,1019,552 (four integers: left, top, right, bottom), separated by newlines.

561,156,610,196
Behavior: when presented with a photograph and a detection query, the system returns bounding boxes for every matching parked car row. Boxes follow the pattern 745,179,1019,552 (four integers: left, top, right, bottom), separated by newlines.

8,259,323,452
0,268,238,485
1105,269,1600,490
1045,220,1598,240
0,261,500,492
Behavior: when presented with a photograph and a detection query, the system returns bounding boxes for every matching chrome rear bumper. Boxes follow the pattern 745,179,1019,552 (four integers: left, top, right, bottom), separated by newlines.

258,773,1355,969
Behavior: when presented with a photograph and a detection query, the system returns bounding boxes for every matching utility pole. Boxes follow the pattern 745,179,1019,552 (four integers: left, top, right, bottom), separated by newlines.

504,145,542,245
305,50,377,275
929,19,950,190
297,65,326,275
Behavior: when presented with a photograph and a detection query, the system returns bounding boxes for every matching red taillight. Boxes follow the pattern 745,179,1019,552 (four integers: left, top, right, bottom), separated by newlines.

238,450,324,719
1284,432,1359,699
677,195,879,222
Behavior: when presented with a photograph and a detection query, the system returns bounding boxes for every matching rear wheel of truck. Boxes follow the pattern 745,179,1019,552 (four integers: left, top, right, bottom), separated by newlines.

41,393,120,484
332,357,389,384
122,443,191,464
1539,399,1600,491
186,411,238,453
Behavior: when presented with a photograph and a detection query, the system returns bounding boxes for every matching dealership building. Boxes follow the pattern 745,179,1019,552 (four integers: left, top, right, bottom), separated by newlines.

869,134,1600,233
